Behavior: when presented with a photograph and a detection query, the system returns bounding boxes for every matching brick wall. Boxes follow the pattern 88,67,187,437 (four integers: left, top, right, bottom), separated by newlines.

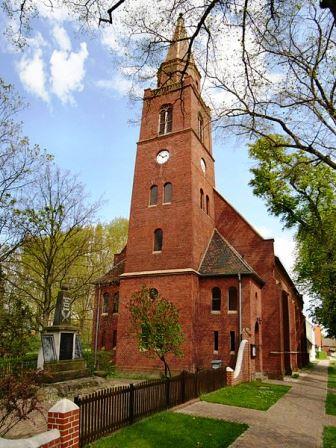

47,399,79,448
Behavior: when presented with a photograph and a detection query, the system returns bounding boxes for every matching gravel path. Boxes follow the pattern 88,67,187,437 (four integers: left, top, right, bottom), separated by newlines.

178,361,330,448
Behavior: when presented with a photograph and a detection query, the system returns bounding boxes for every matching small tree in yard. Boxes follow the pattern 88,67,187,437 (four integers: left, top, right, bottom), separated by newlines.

128,287,184,378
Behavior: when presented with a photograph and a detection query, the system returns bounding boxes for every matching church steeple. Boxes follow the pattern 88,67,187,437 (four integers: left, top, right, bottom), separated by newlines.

164,14,195,64
157,14,200,88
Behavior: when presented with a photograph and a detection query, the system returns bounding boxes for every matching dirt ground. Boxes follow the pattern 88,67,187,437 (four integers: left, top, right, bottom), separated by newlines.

4,376,143,439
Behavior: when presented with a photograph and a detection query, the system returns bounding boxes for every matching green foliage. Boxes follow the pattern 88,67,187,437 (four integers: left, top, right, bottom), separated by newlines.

323,426,336,448
0,295,35,357
201,381,291,411
128,287,184,377
89,411,248,448
249,135,336,336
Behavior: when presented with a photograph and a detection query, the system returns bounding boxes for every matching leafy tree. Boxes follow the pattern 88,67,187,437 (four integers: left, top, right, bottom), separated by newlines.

5,162,100,328
0,291,35,357
128,287,184,377
249,135,336,335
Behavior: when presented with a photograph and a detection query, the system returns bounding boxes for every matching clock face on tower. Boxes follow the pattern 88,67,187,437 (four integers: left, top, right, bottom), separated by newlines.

156,150,170,164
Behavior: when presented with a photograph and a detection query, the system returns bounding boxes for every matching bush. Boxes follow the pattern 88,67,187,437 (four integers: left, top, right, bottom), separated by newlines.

83,350,114,376
0,371,43,436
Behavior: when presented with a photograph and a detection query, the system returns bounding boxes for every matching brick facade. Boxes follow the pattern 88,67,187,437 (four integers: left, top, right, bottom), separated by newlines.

92,16,308,379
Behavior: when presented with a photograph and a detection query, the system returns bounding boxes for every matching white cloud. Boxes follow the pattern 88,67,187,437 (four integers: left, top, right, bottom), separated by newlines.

50,41,88,104
96,74,143,98
17,48,49,102
52,25,71,52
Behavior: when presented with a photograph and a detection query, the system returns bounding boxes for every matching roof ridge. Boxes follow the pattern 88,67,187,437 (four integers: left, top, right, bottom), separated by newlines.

213,229,256,274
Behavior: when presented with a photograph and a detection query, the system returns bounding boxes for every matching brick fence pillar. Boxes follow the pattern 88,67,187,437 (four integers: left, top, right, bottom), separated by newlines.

226,367,234,386
47,398,80,448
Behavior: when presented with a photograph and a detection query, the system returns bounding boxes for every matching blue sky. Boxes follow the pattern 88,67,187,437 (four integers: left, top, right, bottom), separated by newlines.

0,15,297,276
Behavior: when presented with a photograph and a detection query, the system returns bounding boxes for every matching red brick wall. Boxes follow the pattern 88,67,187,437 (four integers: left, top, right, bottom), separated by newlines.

126,80,215,274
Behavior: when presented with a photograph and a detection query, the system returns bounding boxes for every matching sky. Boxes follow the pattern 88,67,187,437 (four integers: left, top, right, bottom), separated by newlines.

0,12,297,284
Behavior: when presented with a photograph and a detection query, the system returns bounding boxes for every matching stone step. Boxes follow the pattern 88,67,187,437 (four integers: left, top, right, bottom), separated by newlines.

43,368,91,383
44,359,86,372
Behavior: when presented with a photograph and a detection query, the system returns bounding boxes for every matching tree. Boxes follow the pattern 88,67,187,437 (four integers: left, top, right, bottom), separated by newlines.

128,287,184,377
0,78,48,265
2,2,335,169
5,162,100,328
248,135,336,335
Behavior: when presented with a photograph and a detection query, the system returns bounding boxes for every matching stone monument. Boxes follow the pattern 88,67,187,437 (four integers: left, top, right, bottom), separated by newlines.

37,285,89,382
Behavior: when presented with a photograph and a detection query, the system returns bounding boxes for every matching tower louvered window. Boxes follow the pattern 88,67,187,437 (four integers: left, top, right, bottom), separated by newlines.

159,105,173,135
228,287,238,311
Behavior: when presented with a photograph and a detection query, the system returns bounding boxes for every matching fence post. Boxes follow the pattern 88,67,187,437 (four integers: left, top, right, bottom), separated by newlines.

129,383,134,424
47,398,80,448
181,371,186,403
165,377,170,408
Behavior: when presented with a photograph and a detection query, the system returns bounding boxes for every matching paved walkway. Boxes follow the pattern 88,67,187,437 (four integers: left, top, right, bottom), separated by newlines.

177,361,331,447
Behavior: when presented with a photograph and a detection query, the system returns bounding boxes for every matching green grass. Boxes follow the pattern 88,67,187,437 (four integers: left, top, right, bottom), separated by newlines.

317,351,328,360
323,426,336,447
89,412,247,448
107,369,160,381
201,381,291,411
326,393,336,415
329,363,336,389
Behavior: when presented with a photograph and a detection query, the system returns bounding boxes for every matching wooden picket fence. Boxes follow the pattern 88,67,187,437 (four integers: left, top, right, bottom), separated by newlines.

74,367,227,446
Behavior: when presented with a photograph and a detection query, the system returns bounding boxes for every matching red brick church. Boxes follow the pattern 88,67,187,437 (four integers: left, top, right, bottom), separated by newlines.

93,16,308,379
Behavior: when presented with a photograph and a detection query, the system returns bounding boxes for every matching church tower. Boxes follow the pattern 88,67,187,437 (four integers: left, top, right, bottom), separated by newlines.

116,15,216,371
125,15,215,274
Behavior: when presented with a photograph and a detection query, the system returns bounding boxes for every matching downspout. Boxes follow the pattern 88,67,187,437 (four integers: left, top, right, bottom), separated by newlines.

94,284,101,370
238,273,242,340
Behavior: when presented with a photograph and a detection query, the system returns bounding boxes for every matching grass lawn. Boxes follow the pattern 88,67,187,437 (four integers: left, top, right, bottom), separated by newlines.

326,393,336,416
89,412,248,448
323,426,336,448
201,381,291,411
329,363,336,389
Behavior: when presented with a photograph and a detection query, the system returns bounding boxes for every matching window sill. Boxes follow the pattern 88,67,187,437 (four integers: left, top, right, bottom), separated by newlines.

228,310,238,314
230,351,236,355
213,350,219,355
162,202,171,205
153,251,162,254
211,311,221,315
148,204,157,208
112,312,119,316
101,313,108,316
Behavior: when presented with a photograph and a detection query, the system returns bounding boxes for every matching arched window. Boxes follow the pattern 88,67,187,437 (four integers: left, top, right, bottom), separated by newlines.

198,113,204,142
212,287,221,311
113,293,119,313
228,287,238,311
200,189,204,209
102,293,109,314
206,195,210,215
149,185,158,206
159,105,173,135
154,228,163,252
163,182,172,203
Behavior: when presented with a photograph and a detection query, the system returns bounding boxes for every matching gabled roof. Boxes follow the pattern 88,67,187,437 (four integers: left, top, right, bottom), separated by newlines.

199,230,264,285
94,259,126,285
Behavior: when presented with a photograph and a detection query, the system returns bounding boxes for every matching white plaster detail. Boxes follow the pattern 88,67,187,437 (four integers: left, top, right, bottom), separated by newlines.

233,339,248,379
49,398,79,413
0,429,60,448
